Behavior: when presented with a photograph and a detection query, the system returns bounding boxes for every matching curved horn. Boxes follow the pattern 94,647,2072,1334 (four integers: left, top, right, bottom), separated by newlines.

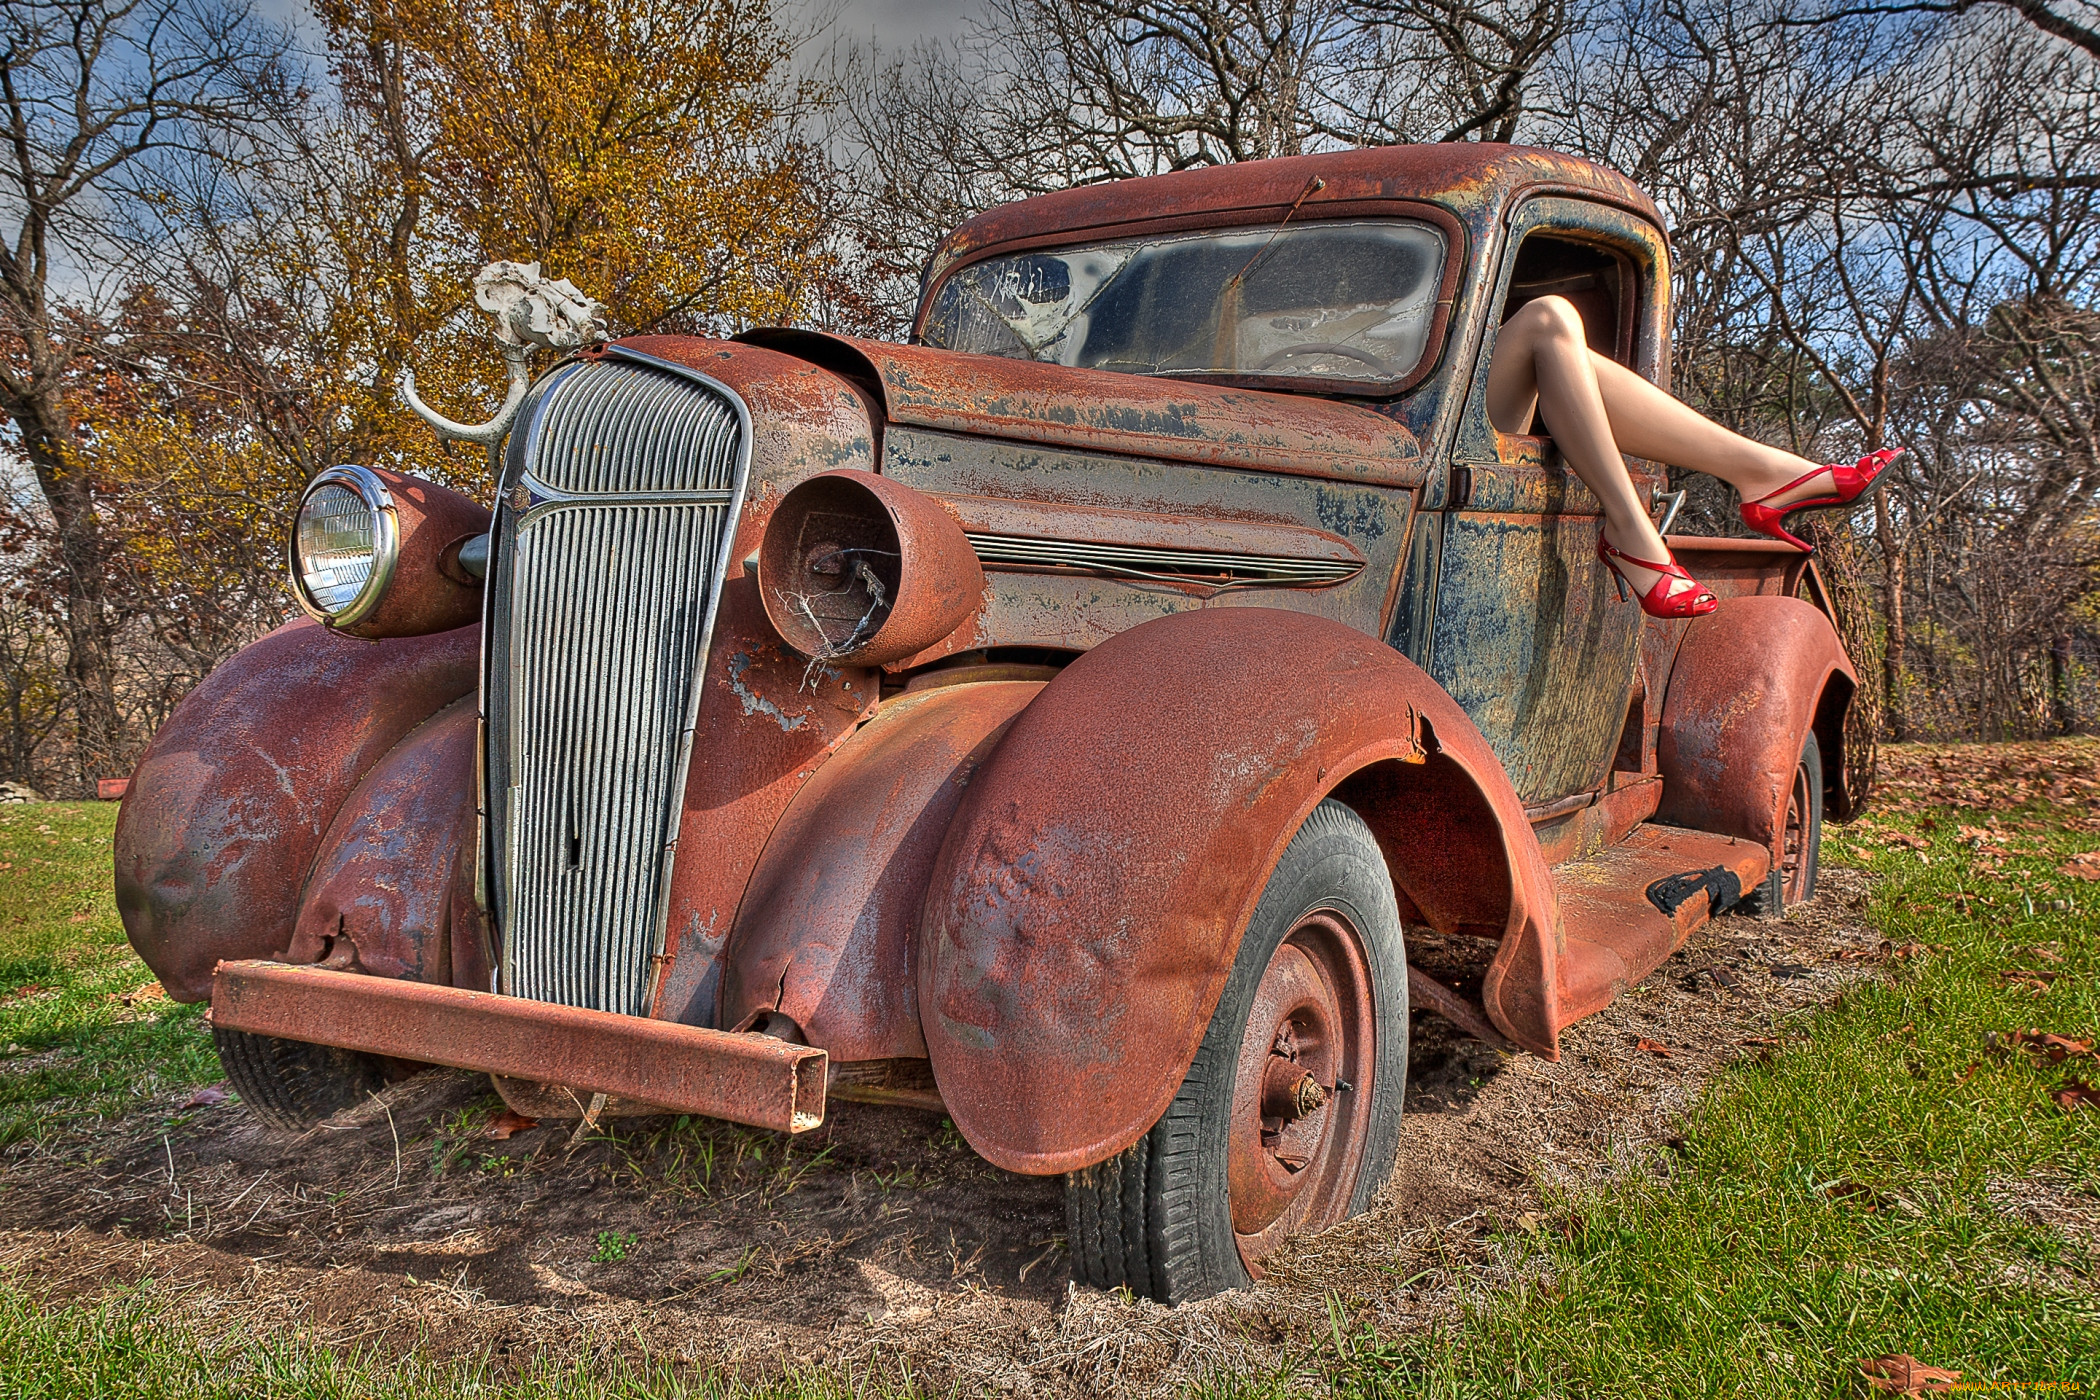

398,344,532,447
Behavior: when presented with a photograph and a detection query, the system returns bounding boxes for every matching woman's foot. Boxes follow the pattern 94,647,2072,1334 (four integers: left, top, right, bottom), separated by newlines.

1739,448,1903,551
1596,525,1718,619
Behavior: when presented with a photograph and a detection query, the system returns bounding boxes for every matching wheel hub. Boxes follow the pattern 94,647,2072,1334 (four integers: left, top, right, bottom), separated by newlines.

1225,913,1375,1268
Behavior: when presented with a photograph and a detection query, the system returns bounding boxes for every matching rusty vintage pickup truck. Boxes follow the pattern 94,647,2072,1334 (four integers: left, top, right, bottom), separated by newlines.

115,143,1858,1303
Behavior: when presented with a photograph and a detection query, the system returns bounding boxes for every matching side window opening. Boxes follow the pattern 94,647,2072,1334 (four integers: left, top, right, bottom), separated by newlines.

1500,234,1635,370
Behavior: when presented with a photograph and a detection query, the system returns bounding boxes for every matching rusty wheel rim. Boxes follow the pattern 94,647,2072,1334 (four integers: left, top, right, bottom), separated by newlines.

1777,759,1812,906
1226,911,1376,1276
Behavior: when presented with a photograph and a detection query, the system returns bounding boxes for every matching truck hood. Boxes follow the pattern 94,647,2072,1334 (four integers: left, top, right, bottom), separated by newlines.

733,328,1426,489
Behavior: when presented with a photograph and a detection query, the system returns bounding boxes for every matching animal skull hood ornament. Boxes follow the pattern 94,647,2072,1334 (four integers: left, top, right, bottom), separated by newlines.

400,261,609,446
473,261,609,351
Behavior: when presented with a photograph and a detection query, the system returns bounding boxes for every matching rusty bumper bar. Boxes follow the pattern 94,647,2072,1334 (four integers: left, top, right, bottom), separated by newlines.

210,961,828,1133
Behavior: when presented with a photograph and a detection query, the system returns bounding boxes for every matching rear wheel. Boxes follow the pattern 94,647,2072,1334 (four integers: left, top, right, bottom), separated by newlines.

213,1027,394,1132
1746,732,1824,916
1064,800,1409,1302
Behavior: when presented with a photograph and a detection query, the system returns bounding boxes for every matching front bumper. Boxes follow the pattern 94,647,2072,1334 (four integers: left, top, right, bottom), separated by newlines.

209,961,828,1133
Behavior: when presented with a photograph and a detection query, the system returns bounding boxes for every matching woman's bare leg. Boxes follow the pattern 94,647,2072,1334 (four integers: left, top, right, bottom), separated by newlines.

1487,297,1837,594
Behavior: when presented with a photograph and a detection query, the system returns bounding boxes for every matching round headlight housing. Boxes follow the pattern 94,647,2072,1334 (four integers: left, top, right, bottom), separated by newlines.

758,470,985,666
289,465,399,628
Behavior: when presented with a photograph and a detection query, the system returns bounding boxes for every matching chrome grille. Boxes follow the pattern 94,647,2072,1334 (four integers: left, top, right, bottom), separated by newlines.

486,354,749,1016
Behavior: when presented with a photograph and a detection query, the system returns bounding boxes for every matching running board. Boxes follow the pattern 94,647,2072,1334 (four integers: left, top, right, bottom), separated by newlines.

1554,824,1771,1024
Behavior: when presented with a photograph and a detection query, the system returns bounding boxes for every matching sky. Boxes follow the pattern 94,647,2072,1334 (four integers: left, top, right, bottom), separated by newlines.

254,0,983,52
817,0,980,46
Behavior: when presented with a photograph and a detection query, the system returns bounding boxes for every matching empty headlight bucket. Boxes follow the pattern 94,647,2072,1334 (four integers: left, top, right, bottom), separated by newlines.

288,465,490,639
759,470,986,667
290,465,399,628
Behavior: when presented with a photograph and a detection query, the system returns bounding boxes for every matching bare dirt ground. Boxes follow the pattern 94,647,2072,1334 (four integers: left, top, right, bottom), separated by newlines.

0,865,1889,1397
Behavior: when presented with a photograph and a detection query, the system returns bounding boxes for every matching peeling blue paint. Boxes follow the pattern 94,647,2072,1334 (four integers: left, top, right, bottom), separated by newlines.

728,651,809,732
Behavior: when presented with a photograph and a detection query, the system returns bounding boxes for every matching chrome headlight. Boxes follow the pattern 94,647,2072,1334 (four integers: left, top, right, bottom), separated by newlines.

289,465,399,628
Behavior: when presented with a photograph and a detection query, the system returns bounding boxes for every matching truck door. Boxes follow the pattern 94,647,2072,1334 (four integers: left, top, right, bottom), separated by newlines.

1425,197,1672,808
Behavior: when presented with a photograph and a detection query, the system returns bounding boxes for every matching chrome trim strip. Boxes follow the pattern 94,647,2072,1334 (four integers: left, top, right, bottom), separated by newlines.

965,531,1363,586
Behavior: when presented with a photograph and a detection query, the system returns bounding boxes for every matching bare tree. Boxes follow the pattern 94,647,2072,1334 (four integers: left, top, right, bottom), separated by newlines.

0,0,289,786
831,0,1578,336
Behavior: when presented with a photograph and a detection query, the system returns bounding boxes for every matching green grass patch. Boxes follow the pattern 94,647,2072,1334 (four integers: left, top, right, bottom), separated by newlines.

0,802,218,1148
1331,800,2100,1397
0,1279,873,1399
2,783,2098,1395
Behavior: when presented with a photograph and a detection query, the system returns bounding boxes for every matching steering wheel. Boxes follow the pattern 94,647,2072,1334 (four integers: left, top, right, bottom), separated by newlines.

1253,342,1394,374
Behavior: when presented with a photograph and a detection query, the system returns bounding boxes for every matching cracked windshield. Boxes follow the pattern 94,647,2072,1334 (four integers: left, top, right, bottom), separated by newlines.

921,219,1447,386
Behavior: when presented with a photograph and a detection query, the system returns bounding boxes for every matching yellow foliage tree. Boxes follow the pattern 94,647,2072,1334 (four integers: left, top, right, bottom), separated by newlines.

307,0,835,491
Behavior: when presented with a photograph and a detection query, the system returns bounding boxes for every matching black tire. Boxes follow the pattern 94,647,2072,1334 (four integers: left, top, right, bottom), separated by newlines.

1743,731,1824,917
1064,799,1410,1303
213,1026,393,1132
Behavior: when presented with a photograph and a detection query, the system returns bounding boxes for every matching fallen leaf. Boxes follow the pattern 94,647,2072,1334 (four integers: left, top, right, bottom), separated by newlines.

2006,1029,2095,1063
2025,945,2065,963
179,1086,229,1110
1739,1036,1783,1046
1513,1211,1542,1233
1823,1180,1892,1211
1635,1038,1673,1058
2060,851,2100,880
1857,1354,1962,1395
1955,1062,1982,1085
5,985,45,1001
2052,1078,2100,1112
112,983,166,1009
1999,969,2058,995
1889,942,1926,959
486,1110,539,1140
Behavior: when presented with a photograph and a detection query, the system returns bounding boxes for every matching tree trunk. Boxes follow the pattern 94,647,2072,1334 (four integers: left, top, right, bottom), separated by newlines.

14,398,121,792
2051,631,2078,735
1871,492,1907,741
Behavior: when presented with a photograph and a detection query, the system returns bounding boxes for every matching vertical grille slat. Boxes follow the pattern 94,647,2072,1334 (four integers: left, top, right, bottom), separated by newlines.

485,357,748,1017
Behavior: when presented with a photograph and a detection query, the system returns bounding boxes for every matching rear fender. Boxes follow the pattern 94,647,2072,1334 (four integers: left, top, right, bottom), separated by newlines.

919,608,1559,1176
1656,595,1857,847
115,619,480,1001
719,680,1043,1060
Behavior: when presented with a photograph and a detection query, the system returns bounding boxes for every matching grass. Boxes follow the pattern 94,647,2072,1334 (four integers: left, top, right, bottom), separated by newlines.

0,774,2096,1395
0,802,218,1149
1333,787,2100,1397
0,1282,867,1400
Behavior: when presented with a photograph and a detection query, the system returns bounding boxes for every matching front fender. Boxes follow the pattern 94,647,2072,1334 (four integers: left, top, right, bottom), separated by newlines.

918,608,1558,1176
1656,594,1857,847
115,619,479,1001
284,697,487,992
719,680,1043,1060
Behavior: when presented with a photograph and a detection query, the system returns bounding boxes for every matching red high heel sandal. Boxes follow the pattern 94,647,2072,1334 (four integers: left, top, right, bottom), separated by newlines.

1597,534,1718,619
1739,448,1903,552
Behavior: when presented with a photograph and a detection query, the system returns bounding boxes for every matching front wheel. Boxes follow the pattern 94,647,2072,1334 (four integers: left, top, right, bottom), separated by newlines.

1064,800,1410,1302
213,1027,395,1133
